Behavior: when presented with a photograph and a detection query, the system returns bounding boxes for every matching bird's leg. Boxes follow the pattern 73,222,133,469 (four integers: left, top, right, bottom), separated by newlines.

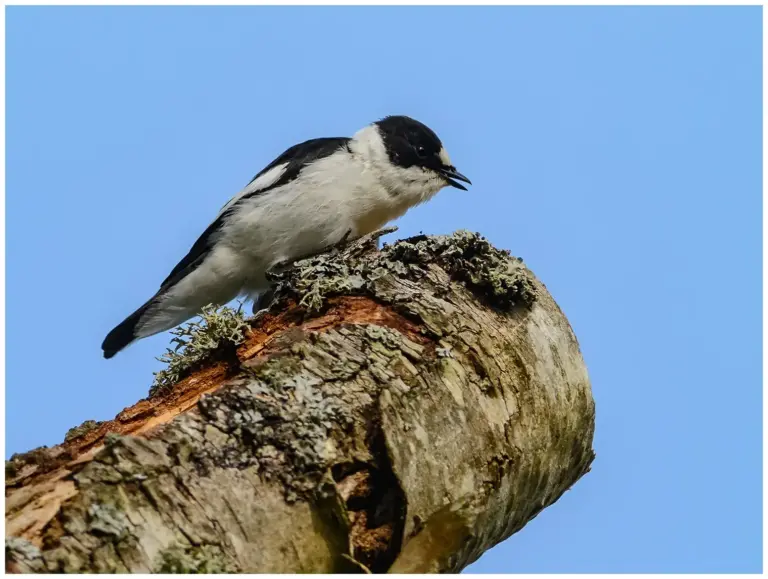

331,228,354,252
251,288,276,316
337,226,398,258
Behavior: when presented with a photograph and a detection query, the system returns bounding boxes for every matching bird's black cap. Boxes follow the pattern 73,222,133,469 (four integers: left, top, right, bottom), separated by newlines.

375,115,444,169
374,115,471,190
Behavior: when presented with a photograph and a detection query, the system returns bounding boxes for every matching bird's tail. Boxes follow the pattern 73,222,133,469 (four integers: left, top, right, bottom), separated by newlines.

101,296,158,359
103,256,246,358
102,289,223,358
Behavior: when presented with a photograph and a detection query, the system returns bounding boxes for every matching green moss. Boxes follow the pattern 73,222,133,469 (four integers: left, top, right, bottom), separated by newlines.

155,543,238,574
150,304,251,397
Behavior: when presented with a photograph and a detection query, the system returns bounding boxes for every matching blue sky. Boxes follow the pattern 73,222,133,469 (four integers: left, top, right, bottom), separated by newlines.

6,6,761,573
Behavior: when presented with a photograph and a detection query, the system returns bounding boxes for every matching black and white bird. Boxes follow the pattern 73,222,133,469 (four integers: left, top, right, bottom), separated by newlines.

102,115,471,358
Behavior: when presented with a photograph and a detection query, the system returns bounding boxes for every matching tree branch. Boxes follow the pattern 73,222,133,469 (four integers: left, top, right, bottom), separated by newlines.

6,230,595,573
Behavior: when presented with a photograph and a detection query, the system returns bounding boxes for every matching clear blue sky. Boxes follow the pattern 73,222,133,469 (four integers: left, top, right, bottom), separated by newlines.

6,6,761,573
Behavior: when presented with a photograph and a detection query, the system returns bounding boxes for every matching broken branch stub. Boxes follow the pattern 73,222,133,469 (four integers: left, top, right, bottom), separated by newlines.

6,230,595,573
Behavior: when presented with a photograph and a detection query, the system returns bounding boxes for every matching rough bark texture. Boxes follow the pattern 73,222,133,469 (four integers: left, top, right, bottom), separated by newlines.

6,230,595,573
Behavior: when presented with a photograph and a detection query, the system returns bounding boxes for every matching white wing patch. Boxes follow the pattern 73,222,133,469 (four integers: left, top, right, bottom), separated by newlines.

215,162,288,220
243,163,289,195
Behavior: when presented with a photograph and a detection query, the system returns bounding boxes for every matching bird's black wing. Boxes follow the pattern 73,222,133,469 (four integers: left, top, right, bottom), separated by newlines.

243,136,351,191
157,137,351,290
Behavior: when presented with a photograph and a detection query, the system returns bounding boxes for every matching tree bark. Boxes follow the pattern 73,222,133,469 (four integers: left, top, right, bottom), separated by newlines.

5,230,595,574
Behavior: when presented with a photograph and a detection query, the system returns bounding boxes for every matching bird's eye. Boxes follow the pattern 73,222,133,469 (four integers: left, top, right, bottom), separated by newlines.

416,145,427,158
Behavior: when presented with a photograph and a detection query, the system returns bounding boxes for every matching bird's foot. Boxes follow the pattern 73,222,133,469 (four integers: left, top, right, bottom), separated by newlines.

330,229,354,253
251,289,276,315
250,307,270,324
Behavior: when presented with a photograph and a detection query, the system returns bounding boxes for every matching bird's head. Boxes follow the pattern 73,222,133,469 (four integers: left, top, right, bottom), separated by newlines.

373,115,471,194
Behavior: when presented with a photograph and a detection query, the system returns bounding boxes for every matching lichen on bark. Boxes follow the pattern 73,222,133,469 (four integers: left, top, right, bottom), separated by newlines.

155,543,239,573
64,420,103,443
150,304,251,397
6,230,594,573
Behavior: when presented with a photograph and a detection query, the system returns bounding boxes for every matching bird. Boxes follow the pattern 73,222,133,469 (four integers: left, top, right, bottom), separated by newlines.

101,115,471,359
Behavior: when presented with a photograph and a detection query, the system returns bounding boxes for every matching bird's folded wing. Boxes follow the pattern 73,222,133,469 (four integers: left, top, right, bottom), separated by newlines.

158,136,352,290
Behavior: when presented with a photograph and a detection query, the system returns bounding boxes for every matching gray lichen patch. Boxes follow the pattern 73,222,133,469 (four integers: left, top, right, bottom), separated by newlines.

64,420,103,442
269,256,365,314
87,503,130,539
188,321,424,509
266,230,536,319
194,357,351,498
150,304,251,397
155,543,239,573
6,536,45,573
383,230,537,311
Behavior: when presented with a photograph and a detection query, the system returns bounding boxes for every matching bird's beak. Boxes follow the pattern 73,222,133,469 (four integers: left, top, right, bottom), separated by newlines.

439,166,472,191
